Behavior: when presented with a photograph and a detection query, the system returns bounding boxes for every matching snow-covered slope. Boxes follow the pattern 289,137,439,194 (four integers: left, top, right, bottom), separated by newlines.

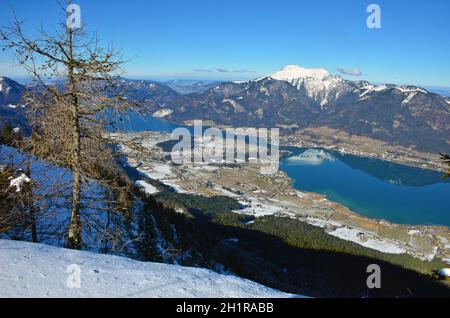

0,77,25,106
0,240,298,298
354,83,429,104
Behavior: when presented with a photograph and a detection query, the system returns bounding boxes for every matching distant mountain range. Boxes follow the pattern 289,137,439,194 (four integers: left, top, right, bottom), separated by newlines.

162,80,223,95
1,66,449,153
119,79,221,95
422,86,450,98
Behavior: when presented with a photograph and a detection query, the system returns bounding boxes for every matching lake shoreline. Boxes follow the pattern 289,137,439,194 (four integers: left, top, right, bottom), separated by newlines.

127,114,447,174
279,126,447,173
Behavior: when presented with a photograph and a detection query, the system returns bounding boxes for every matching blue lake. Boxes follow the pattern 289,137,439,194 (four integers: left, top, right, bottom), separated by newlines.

281,148,450,227
122,113,450,227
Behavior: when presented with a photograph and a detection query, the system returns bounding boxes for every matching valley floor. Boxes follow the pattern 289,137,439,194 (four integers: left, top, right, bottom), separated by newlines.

111,131,450,265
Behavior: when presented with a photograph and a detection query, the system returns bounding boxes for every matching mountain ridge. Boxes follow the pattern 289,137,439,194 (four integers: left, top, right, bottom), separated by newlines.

143,65,449,153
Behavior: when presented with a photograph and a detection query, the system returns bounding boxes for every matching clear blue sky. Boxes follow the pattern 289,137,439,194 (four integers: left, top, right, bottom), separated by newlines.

1,0,449,87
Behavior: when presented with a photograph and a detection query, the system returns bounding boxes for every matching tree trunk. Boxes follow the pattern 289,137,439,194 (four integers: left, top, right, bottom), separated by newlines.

29,203,37,243
26,162,37,243
66,28,83,250
67,168,82,249
67,97,83,249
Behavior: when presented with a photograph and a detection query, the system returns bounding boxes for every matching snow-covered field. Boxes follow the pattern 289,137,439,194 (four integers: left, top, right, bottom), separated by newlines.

135,180,159,194
0,240,298,298
236,197,284,217
328,227,407,255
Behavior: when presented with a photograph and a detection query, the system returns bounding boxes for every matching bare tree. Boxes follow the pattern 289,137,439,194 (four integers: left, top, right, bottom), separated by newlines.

1,1,135,249
441,153,450,179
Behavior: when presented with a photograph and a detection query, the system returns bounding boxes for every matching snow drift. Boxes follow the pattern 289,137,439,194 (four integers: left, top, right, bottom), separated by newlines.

0,239,298,298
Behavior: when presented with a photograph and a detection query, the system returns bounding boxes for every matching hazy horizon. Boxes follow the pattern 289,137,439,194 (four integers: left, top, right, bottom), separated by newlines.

1,0,450,88
3,72,450,97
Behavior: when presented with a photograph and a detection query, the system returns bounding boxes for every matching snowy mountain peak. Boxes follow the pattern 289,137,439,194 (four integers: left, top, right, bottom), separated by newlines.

261,65,349,107
269,65,331,81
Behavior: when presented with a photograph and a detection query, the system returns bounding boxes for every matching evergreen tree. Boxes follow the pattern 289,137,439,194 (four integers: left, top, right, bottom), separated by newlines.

441,153,450,179
1,123,13,145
